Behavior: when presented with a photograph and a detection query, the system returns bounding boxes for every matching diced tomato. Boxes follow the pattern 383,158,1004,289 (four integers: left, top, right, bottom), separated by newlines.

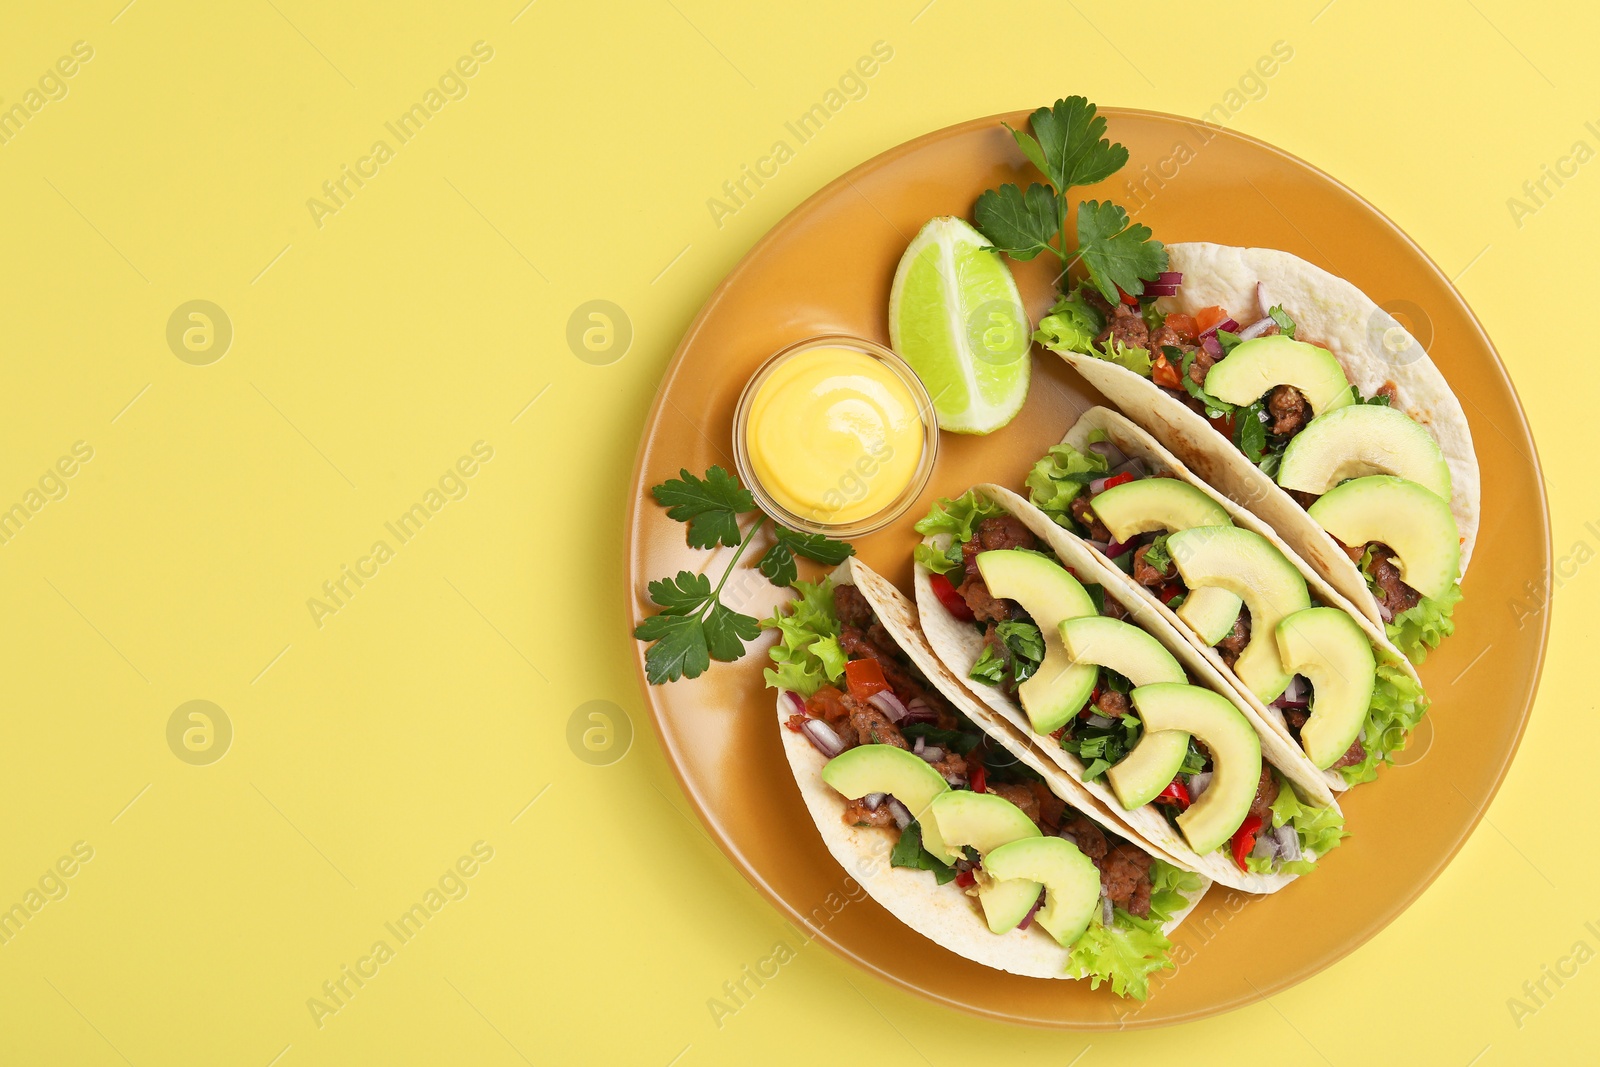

844,658,890,699
1116,287,1139,307
955,868,976,888
928,570,974,622
784,713,808,732
806,685,848,720
1157,582,1185,606
1155,778,1191,810
1231,814,1265,871
1102,471,1135,491
1151,353,1181,389
970,763,987,793
1195,305,1229,334
1165,312,1198,341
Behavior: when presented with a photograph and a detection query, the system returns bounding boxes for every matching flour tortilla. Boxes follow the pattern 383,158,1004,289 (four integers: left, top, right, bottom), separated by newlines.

1055,243,1480,628
915,486,1344,894
778,557,1208,978
1060,406,1422,792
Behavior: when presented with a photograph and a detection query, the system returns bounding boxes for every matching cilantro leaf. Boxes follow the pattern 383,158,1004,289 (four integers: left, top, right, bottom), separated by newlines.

889,821,958,884
1267,305,1297,338
1012,96,1129,193
758,526,856,587
646,570,713,615
1235,400,1268,462
973,183,1061,261
1075,200,1168,303
703,602,762,662
651,466,755,549
633,613,710,683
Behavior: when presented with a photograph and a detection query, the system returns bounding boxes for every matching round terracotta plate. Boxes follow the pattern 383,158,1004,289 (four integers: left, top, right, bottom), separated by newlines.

624,109,1550,1028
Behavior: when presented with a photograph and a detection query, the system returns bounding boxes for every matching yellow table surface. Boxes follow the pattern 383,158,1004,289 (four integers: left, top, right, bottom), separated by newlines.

0,1,1585,1063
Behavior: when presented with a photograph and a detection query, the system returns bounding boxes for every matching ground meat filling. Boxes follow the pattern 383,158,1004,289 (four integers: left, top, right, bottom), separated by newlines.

1361,542,1422,619
990,782,1041,826
1267,384,1311,437
1100,843,1155,918
1132,542,1174,588
1186,340,1218,386
1149,323,1197,366
1093,688,1130,718
1058,815,1155,918
1216,611,1252,669
1069,494,1113,542
1375,380,1400,405
833,583,875,630
1249,765,1279,822
977,514,1036,552
842,796,896,828
844,694,906,749
1097,302,1149,352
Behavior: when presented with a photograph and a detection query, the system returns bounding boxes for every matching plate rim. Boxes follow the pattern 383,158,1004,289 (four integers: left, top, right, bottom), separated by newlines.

622,107,1553,1029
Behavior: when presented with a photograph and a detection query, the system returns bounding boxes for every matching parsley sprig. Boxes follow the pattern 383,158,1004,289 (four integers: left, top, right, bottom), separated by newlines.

973,96,1167,302
634,467,854,684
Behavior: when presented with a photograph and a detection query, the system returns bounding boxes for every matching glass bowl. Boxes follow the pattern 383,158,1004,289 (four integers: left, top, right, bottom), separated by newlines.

732,334,938,540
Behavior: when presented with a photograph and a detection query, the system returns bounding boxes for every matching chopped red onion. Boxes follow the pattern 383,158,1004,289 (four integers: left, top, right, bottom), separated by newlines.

1101,896,1114,927
1201,335,1223,359
1251,831,1278,862
1200,318,1239,339
784,691,806,715
1236,317,1275,341
1157,271,1183,285
1273,825,1302,863
1083,539,1111,555
900,703,939,726
799,719,846,758
1109,458,1147,480
1104,539,1133,560
863,792,886,810
1283,675,1308,704
868,690,908,722
1088,440,1126,465
912,736,925,755
1143,284,1178,298
1189,771,1213,800
886,798,913,829
1085,713,1115,729
1017,890,1046,930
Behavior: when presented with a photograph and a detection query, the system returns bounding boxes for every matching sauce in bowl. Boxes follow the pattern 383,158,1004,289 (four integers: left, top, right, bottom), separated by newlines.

735,337,936,537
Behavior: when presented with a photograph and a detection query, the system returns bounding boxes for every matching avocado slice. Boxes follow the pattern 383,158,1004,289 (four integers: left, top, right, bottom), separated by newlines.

975,550,1098,734
1278,404,1452,501
1166,526,1311,702
1203,335,1355,414
1129,683,1263,855
1060,616,1190,810
1274,607,1377,769
1088,477,1232,541
1306,475,1461,600
1086,477,1245,643
822,745,956,863
980,836,1101,947
930,791,1043,933
1177,589,1248,646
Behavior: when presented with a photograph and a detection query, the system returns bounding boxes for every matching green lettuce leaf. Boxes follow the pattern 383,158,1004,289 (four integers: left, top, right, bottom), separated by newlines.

760,578,845,697
1386,581,1462,664
1338,659,1429,785
1033,288,1105,355
1025,442,1109,531
1063,860,1198,1000
915,490,1008,540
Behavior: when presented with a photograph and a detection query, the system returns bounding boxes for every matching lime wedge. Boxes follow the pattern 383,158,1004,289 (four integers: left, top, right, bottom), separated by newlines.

888,217,1031,434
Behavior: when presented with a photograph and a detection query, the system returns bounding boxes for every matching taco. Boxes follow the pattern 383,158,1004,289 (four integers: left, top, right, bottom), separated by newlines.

912,486,1346,894
1023,405,1428,790
765,556,1209,998
1036,243,1478,665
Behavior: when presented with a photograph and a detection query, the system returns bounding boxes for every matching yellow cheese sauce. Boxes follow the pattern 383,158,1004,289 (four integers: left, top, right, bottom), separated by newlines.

744,346,925,526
